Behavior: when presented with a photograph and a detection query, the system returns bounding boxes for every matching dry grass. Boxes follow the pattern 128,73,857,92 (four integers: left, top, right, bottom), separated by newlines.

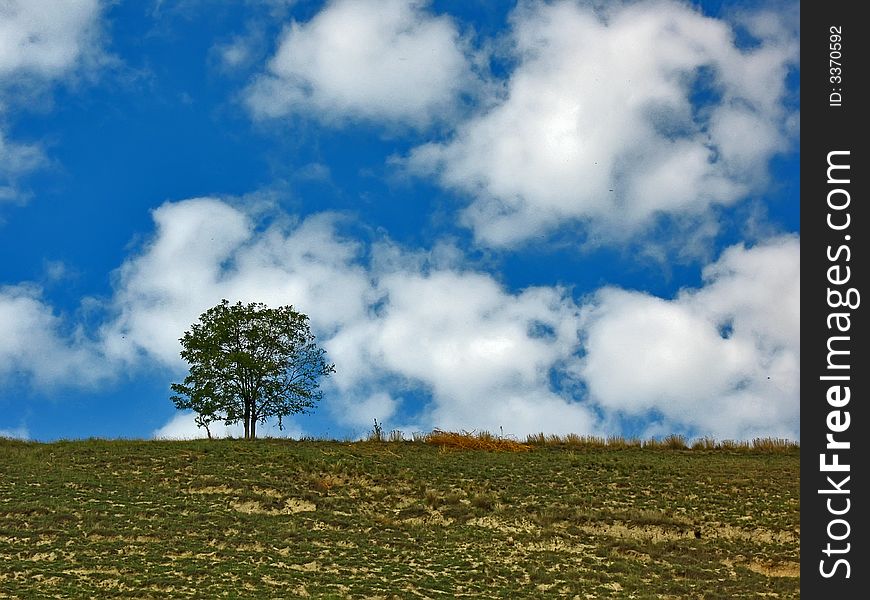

606,436,643,449
692,437,718,450
407,430,799,453
752,437,799,452
424,429,531,452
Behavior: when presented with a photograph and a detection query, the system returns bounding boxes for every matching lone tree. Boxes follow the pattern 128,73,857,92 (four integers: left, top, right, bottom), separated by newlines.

170,300,334,440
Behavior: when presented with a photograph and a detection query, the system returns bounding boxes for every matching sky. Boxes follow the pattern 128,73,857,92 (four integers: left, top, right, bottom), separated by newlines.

0,0,799,442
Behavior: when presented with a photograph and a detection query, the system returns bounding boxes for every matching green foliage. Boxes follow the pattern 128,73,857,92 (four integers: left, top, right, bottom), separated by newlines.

170,299,334,439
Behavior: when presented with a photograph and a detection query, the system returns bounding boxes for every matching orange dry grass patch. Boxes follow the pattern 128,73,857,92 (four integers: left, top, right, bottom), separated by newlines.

424,430,531,452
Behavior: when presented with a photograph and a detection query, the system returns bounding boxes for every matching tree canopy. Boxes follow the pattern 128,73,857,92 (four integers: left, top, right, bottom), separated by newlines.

170,300,334,439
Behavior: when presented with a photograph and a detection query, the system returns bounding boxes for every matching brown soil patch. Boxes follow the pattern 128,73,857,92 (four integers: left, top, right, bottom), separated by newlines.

187,485,283,499
519,539,599,555
230,498,316,515
28,551,64,562
747,561,800,578
252,486,283,499
469,516,536,534
289,560,319,572
711,524,798,544
579,522,797,544
403,510,454,527
187,485,237,495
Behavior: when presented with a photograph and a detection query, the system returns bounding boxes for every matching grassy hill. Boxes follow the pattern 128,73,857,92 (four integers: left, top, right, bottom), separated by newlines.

0,436,799,598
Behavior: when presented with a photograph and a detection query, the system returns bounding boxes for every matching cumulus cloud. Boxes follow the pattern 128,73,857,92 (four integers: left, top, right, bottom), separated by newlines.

578,235,799,440
407,0,798,247
100,198,374,368
0,285,108,388
101,198,594,437
0,0,103,79
327,267,595,435
245,0,474,126
153,411,304,440
3,197,799,440
1,0,106,202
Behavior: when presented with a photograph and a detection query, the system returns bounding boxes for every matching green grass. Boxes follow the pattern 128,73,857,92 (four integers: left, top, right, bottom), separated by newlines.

0,437,799,598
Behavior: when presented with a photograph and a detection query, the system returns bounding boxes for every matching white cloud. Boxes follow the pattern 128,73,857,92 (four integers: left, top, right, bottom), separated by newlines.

100,198,374,368
0,424,29,440
407,0,798,247
0,131,45,203
0,0,103,79
0,284,108,388
217,37,256,70
327,266,597,436
106,197,595,437
333,392,401,430
578,235,799,440
4,197,799,441
153,411,304,440
0,132,44,173
1,0,106,203
245,0,474,126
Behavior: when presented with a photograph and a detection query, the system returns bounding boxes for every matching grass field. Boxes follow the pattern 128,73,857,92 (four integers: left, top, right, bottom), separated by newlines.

0,436,799,598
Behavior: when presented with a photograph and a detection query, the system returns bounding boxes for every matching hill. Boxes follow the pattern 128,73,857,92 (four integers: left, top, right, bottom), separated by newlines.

0,437,799,598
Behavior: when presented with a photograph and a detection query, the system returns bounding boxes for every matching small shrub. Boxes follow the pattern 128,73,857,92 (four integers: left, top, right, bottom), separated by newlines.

397,504,428,519
526,432,547,445
424,489,442,508
368,419,384,442
470,492,497,511
444,492,462,505
691,437,717,450
533,508,562,527
563,433,585,447
606,435,627,448
662,434,687,450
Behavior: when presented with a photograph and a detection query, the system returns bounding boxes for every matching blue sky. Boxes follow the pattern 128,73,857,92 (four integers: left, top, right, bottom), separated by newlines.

0,0,799,442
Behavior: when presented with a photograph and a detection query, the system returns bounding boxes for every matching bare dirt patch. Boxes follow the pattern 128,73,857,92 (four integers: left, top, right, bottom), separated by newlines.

747,561,800,578
187,485,284,499
469,515,536,534
187,485,237,495
289,560,319,572
578,522,796,544
230,498,316,515
403,510,454,527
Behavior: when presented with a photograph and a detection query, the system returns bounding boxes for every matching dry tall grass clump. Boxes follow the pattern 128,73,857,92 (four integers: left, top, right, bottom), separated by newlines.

751,437,799,451
606,435,642,449
370,425,797,454
644,434,688,450
527,433,610,448
689,437,798,452
525,433,653,449
692,437,718,450
424,430,531,452
718,439,749,451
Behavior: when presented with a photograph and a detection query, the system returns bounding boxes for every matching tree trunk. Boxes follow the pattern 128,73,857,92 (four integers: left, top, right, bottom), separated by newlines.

243,401,250,440
250,409,257,440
